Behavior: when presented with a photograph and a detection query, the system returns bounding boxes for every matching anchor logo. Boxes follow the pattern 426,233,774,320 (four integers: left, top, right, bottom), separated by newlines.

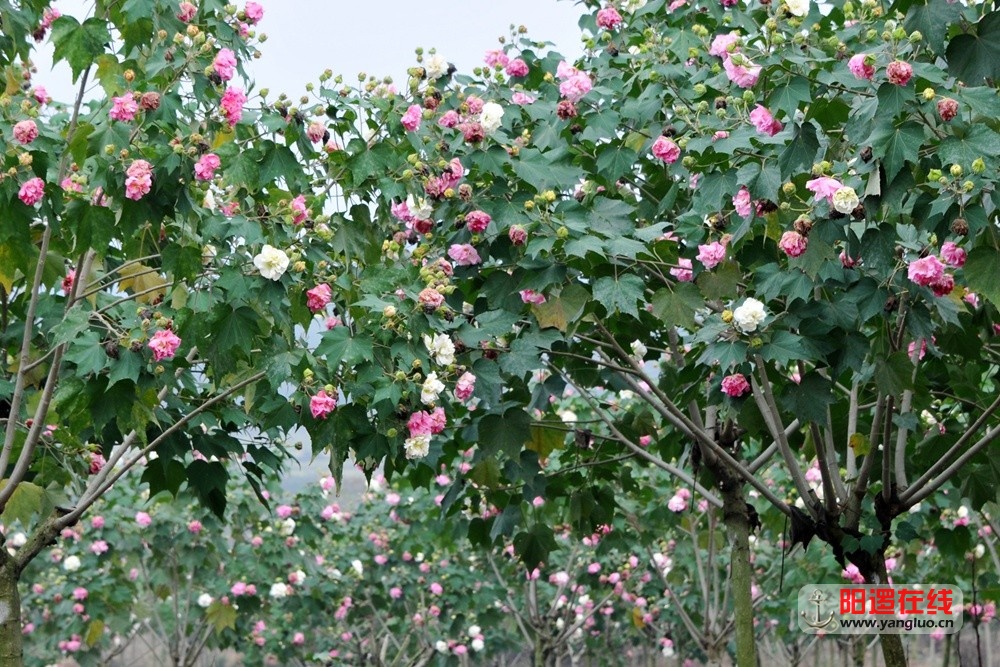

801,589,836,629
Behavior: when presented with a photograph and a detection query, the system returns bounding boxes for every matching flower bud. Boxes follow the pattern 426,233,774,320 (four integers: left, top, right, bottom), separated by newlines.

922,87,935,101
927,169,942,182
383,305,397,318
972,158,986,174
721,310,734,323
782,182,796,196
950,164,963,177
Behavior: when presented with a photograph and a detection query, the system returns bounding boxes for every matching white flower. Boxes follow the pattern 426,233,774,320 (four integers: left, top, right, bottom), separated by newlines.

662,643,675,658
10,533,26,548
975,544,986,558
351,559,364,576
558,409,577,423
630,340,647,359
832,186,859,214
269,582,289,598
425,54,449,79
786,0,810,16
197,593,213,608
201,245,217,264
421,372,446,405
253,244,289,281
406,194,434,220
620,0,647,11
732,298,768,333
290,569,306,585
435,640,449,653
957,506,969,518
479,102,504,134
468,625,481,638
279,518,296,536
423,333,455,366
415,552,425,562
203,190,216,210
471,638,485,652
404,434,431,459
63,555,81,572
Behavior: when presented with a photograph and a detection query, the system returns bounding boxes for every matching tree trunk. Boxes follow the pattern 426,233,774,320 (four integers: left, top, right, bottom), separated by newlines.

870,550,907,667
721,483,758,667
0,560,23,667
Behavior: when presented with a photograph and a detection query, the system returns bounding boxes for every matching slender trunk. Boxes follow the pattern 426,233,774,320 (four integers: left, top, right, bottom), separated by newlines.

721,483,757,667
0,560,23,667
870,550,907,667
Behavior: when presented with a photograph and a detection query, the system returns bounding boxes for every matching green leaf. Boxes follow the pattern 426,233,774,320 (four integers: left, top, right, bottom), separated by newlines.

106,351,142,389
937,125,1000,172
259,143,304,188
514,523,559,570
778,122,820,178
526,425,564,458
511,148,582,190
964,246,1000,306
650,282,702,330
0,481,44,528
761,331,810,364
779,373,833,423
210,306,260,361
478,408,531,458
946,11,1000,86
65,332,110,377
593,274,645,318
904,0,963,55
530,283,589,332
596,144,638,182
206,600,238,634
697,262,741,301
770,76,811,117
490,503,523,541
316,326,374,366
869,121,924,182
51,16,111,81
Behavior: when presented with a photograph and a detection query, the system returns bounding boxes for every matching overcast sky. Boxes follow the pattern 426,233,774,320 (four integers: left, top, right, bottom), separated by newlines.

38,0,585,104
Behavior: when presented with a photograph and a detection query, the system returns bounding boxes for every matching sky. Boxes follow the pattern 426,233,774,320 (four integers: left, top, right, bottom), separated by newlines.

37,0,586,105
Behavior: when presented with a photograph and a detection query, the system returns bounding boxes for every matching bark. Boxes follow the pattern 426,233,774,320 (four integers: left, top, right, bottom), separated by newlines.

721,483,758,667
865,550,907,667
0,559,23,667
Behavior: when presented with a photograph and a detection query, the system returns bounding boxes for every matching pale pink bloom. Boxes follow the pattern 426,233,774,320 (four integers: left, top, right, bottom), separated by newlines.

291,194,307,223
455,372,476,402
91,516,105,529
430,582,443,595
306,121,326,143
60,177,83,193
89,451,106,474
848,54,875,80
639,435,652,446
709,32,740,57
712,130,730,141
940,241,966,268
886,60,913,86
556,61,579,79
148,329,181,361
310,390,337,419
520,289,546,304
733,186,752,217
721,373,751,397
110,95,138,122
506,58,529,77
484,49,509,68
588,562,601,574
465,210,491,233
596,7,623,29
438,110,460,128
177,2,197,22
12,120,38,144
194,153,221,181
805,465,822,483
842,564,866,584
778,231,808,258
840,251,859,268
511,91,535,105
276,505,293,519
188,520,203,534
559,73,592,102
907,255,945,287
670,258,694,282
401,104,422,131
805,177,843,204
509,224,528,245
220,87,246,127
213,48,237,81
135,511,152,527
32,86,49,104
90,540,108,555
696,241,726,269
18,177,45,206
667,494,687,512
723,55,760,88
390,586,402,599
651,136,680,163
306,283,332,312
292,632,305,645
244,2,264,23
749,105,782,136
448,243,482,266
125,159,153,201
964,292,979,308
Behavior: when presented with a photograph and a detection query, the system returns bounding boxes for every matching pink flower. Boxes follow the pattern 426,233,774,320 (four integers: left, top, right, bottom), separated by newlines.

465,210,491,233
520,289,546,304
231,582,248,596
778,231,808,258
125,159,153,201
733,186,752,217
587,562,601,574
276,504,293,519
447,243,482,266
291,194,307,224
484,49,509,68
401,104,422,131
721,373,751,397
89,540,108,555
509,224,528,245
749,105,782,136
213,48,237,81
723,55,760,88
310,390,337,419
390,586,402,599
135,511,152,527
306,283,332,312
148,329,181,361
937,97,959,122
88,452,105,475
639,435,652,446
907,255,945,287
418,287,444,309
670,258,694,282
177,2,197,22
709,32,740,57
194,153,221,181
12,120,38,144
506,58,529,78
805,176,843,204
930,273,954,297
511,91,535,105
292,632,305,645
220,87,246,127
244,2,264,24
848,54,875,80
455,372,476,402
651,136,680,163
596,7,623,29
61,177,84,193
842,564,866,584
430,582,443,595
696,241,726,269
886,60,913,86
438,110,460,128
556,61,579,79
110,94,138,122
940,241,966,267
18,177,45,206
188,520,203,534
91,516,105,529
559,73,592,102
667,494,687,512
306,120,326,143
